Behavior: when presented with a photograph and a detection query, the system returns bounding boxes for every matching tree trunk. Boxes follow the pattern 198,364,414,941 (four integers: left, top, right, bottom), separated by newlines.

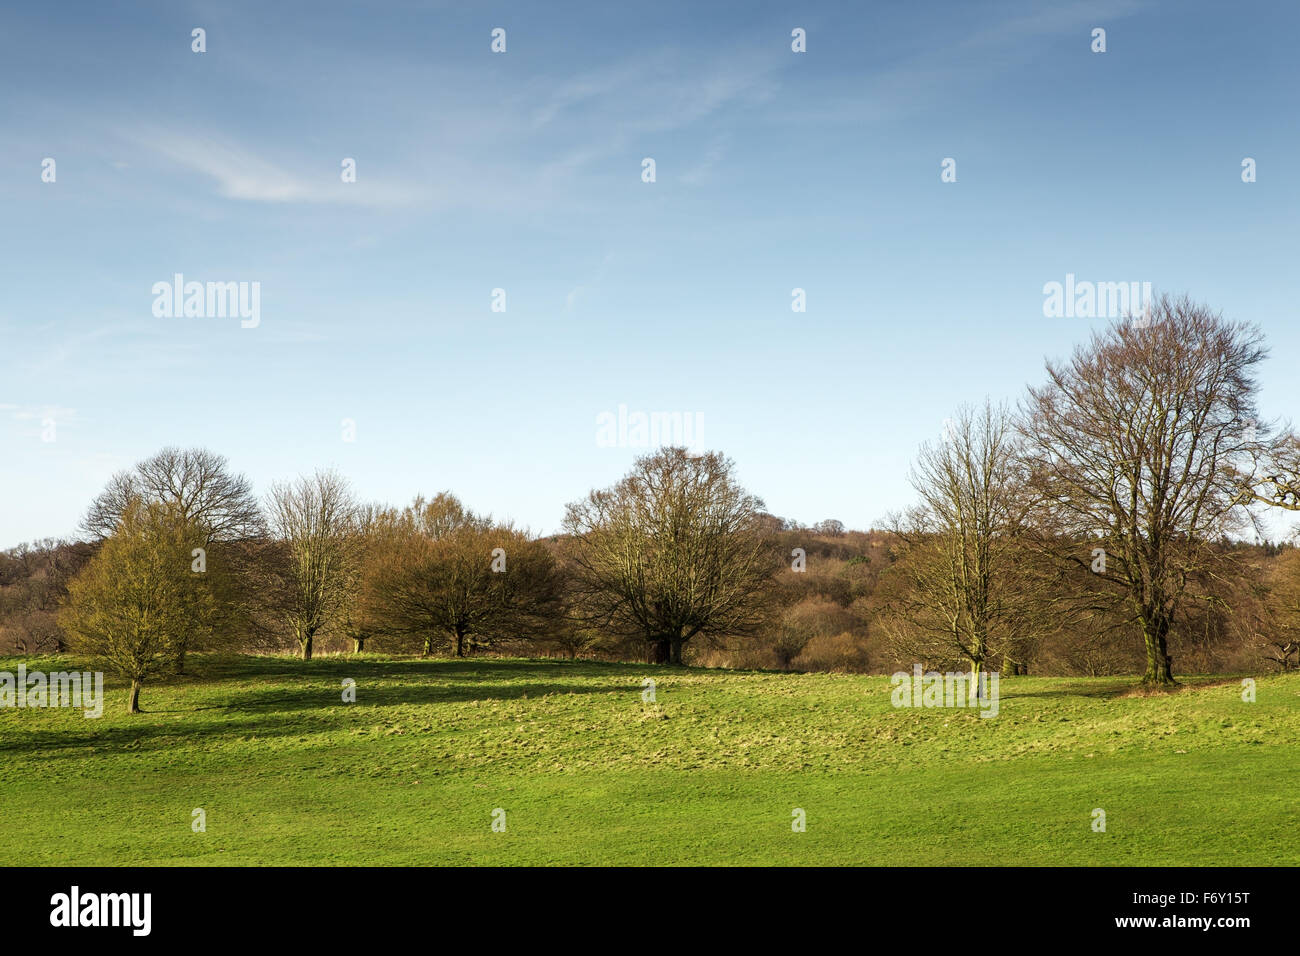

453,631,465,658
353,637,365,653
649,638,670,664
127,680,142,714
670,638,683,665
300,634,313,661
175,648,186,675
1140,617,1176,686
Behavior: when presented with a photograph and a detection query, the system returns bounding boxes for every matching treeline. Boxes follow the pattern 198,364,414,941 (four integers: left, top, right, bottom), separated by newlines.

4,295,1300,712
3,512,1296,684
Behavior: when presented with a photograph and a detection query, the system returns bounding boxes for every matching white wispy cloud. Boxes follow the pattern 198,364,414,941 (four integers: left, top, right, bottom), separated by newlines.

530,47,785,179
130,129,434,206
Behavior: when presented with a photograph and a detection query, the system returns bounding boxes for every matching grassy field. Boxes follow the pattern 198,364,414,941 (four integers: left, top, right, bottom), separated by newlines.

1,654,1297,866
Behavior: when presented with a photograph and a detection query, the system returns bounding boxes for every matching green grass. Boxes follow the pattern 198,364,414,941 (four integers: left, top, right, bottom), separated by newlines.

2,654,1297,865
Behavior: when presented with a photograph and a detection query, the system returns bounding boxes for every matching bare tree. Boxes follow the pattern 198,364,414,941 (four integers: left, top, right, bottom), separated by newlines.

1020,296,1270,686
81,448,261,672
1249,430,1300,512
814,519,846,537
337,503,391,653
1262,547,1300,670
83,446,264,543
406,492,488,538
266,470,359,660
562,447,778,665
881,401,1043,680
364,496,561,657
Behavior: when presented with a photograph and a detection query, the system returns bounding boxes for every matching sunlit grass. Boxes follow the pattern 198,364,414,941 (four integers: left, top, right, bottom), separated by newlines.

1,654,1295,865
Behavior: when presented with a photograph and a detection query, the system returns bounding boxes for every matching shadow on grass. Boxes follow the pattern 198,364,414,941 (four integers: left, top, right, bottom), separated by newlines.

184,654,650,684
994,674,1247,704
0,656,642,758
0,709,354,757
994,684,1131,702
208,678,633,714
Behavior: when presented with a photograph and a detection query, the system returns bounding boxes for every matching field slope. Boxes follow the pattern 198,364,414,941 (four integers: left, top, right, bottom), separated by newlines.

1,655,1297,865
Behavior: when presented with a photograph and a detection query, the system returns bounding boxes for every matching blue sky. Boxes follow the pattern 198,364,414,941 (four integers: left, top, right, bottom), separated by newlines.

2,0,1298,547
